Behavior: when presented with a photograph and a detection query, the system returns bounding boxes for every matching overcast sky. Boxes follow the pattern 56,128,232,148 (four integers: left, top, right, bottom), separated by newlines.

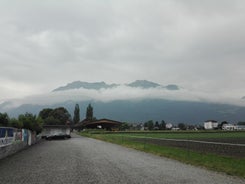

0,0,245,106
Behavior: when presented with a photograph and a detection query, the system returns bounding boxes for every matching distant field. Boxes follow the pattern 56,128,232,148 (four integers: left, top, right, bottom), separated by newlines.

79,130,245,178
109,131,245,140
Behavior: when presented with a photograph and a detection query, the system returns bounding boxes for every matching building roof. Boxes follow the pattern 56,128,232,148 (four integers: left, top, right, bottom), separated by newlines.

205,120,217,122
75,118,122,129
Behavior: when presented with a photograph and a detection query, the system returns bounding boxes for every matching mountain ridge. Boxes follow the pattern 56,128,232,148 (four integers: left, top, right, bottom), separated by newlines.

1,80,244,123
53,80,180,92
4,99,245,124
53,81,118,91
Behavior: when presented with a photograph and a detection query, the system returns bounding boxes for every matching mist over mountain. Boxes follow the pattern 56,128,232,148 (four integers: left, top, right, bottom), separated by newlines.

165,84,179,90
4,99,245,124
1,80,245,124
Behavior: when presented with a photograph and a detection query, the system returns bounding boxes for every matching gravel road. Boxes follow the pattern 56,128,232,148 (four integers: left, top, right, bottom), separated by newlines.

0,133,244,184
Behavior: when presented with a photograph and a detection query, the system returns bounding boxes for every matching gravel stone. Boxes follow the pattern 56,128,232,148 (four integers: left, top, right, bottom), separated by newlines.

0,133,244,184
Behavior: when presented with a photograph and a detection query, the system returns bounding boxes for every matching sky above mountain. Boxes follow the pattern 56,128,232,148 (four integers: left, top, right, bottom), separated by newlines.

0,0,245,105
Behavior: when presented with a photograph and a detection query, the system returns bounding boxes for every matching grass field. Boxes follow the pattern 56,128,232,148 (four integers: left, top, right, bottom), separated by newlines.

91,130,245,140
79,130,245,178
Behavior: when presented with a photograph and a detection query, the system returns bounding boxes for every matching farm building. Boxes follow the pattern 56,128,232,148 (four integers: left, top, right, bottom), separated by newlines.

75,118,122,131
204,120,218,130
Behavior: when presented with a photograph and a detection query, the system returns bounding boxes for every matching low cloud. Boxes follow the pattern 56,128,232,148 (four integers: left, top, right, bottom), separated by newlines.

2,85,245,111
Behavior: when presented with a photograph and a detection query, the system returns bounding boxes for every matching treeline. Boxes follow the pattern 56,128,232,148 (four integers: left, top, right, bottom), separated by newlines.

0,106,72,134
119,120,168,131
39,107,71,125
132,121,245,131
120,121,204,131
0,112,43,134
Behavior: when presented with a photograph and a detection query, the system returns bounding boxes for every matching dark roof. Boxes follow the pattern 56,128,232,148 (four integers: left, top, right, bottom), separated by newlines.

75,118,122,128
74,119,88,127
83,118,121,126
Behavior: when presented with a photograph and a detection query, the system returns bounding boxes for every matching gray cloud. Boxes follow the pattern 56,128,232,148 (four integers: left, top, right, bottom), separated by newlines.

0,0,245,105
2,85,245,111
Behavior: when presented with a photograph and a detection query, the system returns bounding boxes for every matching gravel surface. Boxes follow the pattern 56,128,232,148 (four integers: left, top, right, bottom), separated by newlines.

0,133,244,184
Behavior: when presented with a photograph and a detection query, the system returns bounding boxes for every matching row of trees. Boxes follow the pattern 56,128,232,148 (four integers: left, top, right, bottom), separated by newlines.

0,112,43,134
119,120,167,131
39,107,71,125
0,106,74,134
0,103,88,133
144,120,167,130
3,102,243,132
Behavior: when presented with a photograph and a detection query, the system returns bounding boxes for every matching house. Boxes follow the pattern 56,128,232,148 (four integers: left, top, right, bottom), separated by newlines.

222,124,236,130
204,120,218,130
166,123,173,130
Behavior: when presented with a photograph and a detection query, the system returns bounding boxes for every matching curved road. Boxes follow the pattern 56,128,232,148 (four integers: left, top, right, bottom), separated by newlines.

0,133,244,184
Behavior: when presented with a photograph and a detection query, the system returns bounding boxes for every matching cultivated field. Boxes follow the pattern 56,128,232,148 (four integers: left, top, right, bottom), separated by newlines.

116,131,245,158
80,130,245,178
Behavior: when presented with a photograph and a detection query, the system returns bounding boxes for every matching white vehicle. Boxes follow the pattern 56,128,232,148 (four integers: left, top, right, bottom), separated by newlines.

42,125,71,140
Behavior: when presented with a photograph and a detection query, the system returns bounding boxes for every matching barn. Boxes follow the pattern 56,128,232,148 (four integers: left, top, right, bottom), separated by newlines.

75,118,122,131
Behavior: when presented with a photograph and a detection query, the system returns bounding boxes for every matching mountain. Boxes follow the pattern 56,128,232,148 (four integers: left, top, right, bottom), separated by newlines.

53,80,180,91
127,80,161,88
2,80,244,123
53,81,118,91
5,99,245,124
165,84,179,90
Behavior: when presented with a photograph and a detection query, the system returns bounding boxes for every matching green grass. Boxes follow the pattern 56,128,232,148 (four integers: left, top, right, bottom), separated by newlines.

98,131,245,140
79,131,245,178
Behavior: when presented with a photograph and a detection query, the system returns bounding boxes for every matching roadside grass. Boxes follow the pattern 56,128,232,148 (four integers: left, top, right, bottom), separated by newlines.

79,131,245,178
93,130,245,140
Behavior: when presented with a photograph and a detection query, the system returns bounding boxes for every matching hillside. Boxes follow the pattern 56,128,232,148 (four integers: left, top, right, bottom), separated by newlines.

5,99,245,124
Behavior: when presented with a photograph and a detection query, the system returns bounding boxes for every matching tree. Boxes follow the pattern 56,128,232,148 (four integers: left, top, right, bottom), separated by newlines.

50,107,71,125
39,108,53,119
86,103,93,121
18,113,43,133
237,122,245,125
10,118,23,129
39,107,71,125
19,113,36,131
159,120,166,130
154,121,159,129
73,104,80,125
33,117,43,134
144,120,154,130
120,122,130,131
43,116,61,125
0,112,9,127
178,123,186,130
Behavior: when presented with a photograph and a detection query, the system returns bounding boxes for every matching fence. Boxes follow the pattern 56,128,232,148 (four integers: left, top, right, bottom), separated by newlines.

0,127,15,147
0,127,40,160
